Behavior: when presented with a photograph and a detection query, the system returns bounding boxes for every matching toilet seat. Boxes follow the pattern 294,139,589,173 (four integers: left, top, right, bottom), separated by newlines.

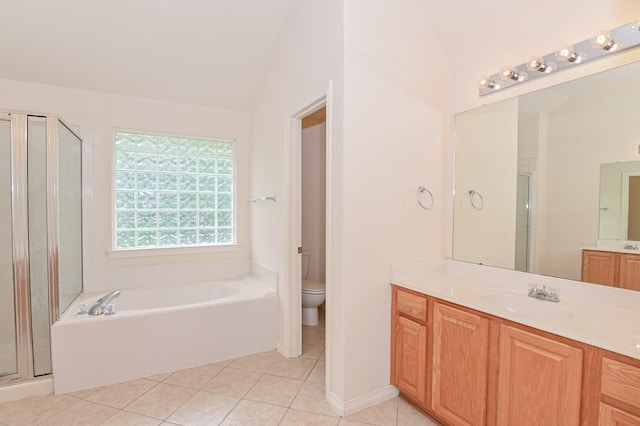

302,279,325,293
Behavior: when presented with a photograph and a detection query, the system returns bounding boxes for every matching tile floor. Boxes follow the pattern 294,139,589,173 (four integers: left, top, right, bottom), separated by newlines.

0,316,438,425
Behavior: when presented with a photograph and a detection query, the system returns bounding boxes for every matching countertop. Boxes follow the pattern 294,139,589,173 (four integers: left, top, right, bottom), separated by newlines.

392,260,640,360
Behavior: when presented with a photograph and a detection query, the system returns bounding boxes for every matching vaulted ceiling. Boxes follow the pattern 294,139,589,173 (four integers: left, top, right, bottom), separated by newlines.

0,0,292,110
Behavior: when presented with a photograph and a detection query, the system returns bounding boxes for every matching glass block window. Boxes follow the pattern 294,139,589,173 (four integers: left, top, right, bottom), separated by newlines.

114,131,235,248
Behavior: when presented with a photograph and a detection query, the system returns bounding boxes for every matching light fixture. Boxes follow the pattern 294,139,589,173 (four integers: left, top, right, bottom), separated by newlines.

591,30,617,51
526,56,554,73
478,76,500,90
555,44,583,63
478,19,640,96
499,66,527,82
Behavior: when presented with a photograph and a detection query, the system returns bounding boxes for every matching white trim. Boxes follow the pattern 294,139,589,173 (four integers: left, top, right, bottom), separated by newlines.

0,377,53,404
107,243,239,258
327,385,400,417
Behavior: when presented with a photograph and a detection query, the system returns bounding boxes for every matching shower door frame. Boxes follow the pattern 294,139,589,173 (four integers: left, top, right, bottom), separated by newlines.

2,110,76,384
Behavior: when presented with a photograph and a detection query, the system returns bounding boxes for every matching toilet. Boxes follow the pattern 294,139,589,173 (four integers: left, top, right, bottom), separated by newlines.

301,251,326,326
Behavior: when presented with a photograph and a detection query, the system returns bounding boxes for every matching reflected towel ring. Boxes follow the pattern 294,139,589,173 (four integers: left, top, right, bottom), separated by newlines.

468,189,483,210
417,186,434,210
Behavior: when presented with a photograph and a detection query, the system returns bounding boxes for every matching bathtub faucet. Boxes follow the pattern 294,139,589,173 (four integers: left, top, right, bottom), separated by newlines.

88,290,121,315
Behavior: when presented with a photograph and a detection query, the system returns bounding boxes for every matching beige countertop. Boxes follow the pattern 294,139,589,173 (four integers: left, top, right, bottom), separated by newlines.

392,260,640,360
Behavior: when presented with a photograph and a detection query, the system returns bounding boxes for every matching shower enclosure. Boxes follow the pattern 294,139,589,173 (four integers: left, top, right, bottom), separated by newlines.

0,111,83,385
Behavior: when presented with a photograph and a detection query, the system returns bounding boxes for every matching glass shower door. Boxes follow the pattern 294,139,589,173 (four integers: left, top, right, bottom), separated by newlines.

0,116,17,378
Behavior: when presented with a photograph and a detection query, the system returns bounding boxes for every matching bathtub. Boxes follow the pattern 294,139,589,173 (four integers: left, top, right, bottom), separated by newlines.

51,275,277,394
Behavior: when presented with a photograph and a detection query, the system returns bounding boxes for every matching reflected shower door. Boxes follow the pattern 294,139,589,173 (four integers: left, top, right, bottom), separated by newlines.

0,117,17,378
515,173,531,272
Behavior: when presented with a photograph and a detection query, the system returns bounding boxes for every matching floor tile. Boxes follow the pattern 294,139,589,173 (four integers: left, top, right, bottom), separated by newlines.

124,383,196,420
86,379,157,409
201,367,262,398
397,398,439,425
102,410,162,425
226,350,280,373
45,399,118,426
68,387,99,400
266,356,317,380
163,363,223,390
244,374,303,407
167,390,239,425
281,408,340,425
0,394,78,425
342,397,398,426
339,419,377,425
211,358,233,367
145,372,172,383
290,381,338,417
307,359,326,383
220,399,287,425
302,341,325,359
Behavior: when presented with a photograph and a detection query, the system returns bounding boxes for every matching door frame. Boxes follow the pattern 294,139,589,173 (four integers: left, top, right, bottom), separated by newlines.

282,82,332,385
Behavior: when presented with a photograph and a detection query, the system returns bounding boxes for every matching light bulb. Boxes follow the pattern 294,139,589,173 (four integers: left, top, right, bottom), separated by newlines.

555,45,582,63
526,56,554,73
591,30,616,50
478,76,500,90
499,66,527,82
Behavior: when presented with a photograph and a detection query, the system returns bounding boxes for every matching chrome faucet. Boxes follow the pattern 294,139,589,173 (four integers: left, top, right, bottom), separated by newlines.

527,284,559,302
624,243,638,250
88,290,121,315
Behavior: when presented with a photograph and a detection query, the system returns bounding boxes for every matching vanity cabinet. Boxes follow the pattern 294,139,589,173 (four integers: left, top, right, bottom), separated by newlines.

391,287,428,405
598,354,640,425
495,325,583,426
582,249,640,291
432,302,489,426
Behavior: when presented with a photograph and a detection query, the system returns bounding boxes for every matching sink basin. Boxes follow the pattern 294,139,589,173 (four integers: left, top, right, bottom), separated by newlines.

481,293,575,320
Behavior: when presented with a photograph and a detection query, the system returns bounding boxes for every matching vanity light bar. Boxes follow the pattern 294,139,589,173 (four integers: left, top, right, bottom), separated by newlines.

478,19,640,96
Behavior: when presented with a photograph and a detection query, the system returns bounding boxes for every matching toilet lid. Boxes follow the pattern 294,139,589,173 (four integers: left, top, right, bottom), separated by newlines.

302,279,325,293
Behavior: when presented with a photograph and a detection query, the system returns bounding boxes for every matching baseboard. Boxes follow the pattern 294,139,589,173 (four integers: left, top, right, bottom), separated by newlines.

327,385,399,417
0,377,53,404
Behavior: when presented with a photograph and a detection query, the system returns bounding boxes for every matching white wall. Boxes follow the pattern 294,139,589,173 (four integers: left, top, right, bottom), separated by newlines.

248,0,344,393
340,0,448,404
0,78,252,293
302,123,327,282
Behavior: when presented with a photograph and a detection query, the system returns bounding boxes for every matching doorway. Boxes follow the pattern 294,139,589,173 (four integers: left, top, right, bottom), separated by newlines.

300,107,327,360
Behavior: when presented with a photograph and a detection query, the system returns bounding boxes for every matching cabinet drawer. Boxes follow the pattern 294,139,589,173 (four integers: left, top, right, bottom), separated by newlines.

395,289,427,322
602,357,640,409
599,403,640,425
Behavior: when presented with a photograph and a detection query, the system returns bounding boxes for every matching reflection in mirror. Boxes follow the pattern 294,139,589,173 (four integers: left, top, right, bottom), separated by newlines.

599,162,640,240
454,60,640,286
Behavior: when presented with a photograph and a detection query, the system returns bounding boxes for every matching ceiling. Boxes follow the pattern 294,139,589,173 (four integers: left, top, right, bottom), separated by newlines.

0,1,633,111
0,0,292,110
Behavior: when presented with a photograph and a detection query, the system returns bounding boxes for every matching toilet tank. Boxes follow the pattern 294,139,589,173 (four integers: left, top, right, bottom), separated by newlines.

301,251,310,279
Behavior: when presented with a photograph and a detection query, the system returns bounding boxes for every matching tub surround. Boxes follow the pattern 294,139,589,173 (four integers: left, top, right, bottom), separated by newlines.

51,272,278,394
391,260,640,360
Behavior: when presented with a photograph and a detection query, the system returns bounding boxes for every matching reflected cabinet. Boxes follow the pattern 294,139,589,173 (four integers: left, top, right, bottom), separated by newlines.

391,285,640,425
582,249,640,291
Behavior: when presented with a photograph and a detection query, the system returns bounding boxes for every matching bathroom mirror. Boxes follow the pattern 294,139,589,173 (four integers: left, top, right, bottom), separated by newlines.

453,60,640,283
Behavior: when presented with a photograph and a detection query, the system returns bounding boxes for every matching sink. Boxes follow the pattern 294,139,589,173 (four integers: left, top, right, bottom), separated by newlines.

481,293,575,320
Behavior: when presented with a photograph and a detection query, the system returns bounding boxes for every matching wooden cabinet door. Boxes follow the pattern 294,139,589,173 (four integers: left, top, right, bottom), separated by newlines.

599,403,640,426
619,253,640,291
432,303,489,426
393,315,427,405
496,325,583,426
582,250,618,286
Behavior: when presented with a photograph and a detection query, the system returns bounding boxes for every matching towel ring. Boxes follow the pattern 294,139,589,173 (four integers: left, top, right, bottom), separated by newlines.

417,186,434,210
468,189,483,210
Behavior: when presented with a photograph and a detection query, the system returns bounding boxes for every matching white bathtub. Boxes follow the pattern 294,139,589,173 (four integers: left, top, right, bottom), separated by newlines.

51,276,278,394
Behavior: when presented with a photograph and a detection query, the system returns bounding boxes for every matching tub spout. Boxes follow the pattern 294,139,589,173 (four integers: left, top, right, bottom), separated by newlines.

88,290,121,315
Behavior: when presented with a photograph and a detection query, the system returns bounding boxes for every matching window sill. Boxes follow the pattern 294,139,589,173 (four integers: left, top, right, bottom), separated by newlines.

107,244,239,259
